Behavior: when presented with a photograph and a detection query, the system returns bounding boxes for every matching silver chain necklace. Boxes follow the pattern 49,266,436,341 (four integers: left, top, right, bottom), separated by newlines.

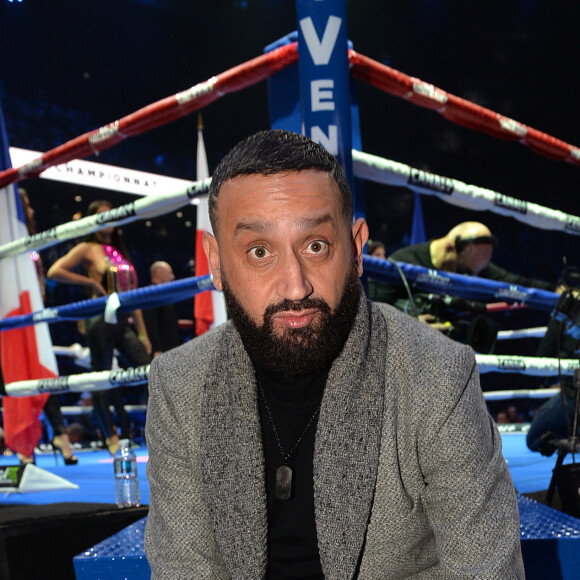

258,380,321,501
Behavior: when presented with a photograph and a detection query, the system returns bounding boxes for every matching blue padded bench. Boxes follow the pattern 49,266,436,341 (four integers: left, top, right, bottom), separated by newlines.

74,494,580,579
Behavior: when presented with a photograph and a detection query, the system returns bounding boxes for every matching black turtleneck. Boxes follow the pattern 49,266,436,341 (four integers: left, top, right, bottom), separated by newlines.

255,364,328,580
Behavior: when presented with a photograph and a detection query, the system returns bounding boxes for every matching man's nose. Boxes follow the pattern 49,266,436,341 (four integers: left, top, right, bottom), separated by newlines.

276,252,313,301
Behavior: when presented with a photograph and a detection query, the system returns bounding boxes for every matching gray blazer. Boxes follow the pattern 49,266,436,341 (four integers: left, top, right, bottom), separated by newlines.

145,295,524,579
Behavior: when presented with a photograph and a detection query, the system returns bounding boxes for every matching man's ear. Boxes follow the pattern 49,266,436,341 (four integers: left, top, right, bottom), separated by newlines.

351,218,369,277
202,231,223,291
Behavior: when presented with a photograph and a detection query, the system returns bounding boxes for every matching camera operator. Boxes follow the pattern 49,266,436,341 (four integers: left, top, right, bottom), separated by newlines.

527,283,580,453
378,222,559,336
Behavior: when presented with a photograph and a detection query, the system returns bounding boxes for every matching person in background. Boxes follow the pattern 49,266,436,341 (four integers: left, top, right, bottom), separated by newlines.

142,261,182,357
526,310,580,452
69,391,102,445
366,239,390,304
367,240,385,260
379,221,560,340
381,221,557,308
496,410,510,424
47,200,151,455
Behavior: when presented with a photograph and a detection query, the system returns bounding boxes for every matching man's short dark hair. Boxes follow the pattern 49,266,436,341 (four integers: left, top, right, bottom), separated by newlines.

208,129,353,233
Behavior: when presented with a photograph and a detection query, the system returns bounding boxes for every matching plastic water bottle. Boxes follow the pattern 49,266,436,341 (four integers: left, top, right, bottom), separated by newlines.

114,439,141,508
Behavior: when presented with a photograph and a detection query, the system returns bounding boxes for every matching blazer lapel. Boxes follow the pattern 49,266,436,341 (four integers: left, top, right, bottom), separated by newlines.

314,297,387,580
200,326,268,579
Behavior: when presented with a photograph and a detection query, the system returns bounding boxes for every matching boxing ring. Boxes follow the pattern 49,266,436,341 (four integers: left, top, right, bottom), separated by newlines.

1,3,580,578
1,38,578,412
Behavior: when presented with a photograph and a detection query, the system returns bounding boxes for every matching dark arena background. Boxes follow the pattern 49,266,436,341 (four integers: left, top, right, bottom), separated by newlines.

1,1,580,578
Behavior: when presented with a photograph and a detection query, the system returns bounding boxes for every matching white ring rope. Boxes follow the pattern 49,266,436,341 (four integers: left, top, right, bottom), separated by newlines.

2,145,579,262
3,354,578,398
352,149,580,235
57,404,147,417
0,177,211,260
4,365,150,398
496,327,548,340
476,354,579,376
483,388,560,401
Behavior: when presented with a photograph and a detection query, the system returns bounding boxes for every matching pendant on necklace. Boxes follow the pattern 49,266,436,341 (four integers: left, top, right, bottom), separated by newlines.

275,464,293,501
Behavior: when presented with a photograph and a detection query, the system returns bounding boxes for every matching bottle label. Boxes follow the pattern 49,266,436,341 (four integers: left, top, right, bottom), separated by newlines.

114,459,136,476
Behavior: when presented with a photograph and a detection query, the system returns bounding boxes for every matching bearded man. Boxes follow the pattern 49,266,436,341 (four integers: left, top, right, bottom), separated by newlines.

145,130,524,579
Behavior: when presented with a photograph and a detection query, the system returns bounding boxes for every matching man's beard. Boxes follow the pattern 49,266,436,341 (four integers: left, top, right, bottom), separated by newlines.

222,268,360,377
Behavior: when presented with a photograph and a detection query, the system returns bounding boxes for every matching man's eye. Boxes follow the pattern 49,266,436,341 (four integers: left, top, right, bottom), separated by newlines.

306,240,327,254
250,246,270,259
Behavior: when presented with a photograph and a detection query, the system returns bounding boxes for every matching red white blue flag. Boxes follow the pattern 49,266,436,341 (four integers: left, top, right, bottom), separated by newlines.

194,116,227,335
0,102,58,457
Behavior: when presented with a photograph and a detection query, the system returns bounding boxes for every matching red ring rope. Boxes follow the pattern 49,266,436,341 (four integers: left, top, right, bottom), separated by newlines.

348,49,580,166
1,41,578,191
0,42,299,189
